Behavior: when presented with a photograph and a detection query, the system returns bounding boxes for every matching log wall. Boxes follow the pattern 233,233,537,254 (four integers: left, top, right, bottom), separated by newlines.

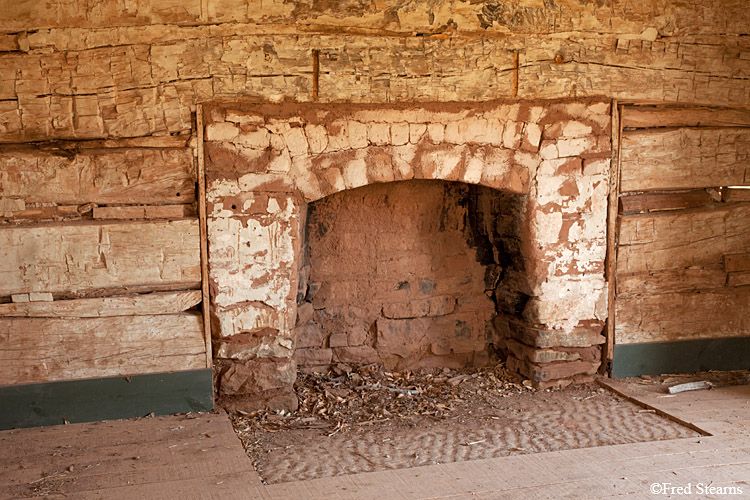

614,105,750,347
1,0,749,391
0,136,205,387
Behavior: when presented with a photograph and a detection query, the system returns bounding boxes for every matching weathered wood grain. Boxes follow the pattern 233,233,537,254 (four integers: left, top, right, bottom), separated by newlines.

0,205,83,223
617,204,750,274
0,220,201,296
616,269,728,297
0,313,206,385
4,0,749,35
622,106,750,129
620,128,750,192
1,30,748,142
723,188,750,203
728,272,750,287
615,289,750,344
0,148,195,204
0,290,201,318
92,204,195,220
619,190,712,215
724,253,750,272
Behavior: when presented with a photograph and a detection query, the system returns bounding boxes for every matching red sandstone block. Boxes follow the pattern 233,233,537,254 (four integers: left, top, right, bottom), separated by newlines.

494,315,605,348
293,322,326,348
296,348,333,366
382,295,456,319
296,301,314,325
328,333,348,348
506,354,600,382
504,338,581,364
333,345,378,364
218,358,296,396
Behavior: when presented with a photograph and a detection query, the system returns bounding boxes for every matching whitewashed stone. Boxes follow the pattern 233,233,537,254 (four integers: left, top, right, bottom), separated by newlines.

237,127,270,149
342,158,368,189
426,123,445,143
347,121,369,149
367,122,390,145
409,123,427,143
206,122,239,142
390,122,410,146
283,127,309,156
305,124,328,154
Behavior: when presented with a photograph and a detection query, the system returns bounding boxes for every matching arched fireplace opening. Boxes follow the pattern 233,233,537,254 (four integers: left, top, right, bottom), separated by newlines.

294,179,527,373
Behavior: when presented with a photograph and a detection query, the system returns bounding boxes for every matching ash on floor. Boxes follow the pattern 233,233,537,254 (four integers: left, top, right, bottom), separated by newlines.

230,363,700,484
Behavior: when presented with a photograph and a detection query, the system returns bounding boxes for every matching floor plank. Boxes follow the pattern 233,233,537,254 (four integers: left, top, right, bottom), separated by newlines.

2,379,749,499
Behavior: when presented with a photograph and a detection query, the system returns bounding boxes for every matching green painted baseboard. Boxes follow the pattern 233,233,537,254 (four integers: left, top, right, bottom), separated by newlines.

613,337,750,378
0,369,213,430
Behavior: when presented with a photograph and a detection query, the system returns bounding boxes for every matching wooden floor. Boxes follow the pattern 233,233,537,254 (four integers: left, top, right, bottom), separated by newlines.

2,379,749,499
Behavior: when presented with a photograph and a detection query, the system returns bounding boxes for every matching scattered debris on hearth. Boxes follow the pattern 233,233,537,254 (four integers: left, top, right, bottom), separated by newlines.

230,361,534,465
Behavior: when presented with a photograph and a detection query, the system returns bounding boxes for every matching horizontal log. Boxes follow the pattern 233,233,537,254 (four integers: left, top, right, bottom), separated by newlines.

616,269,728,297
618,190,712,215
0,205,85,223
0,147,195,205
617,204,750,274
728,272,750,287
621,106,750,129
723,188,750,203
92,204,195,220
620,128,750,192
724,253,750,272
32,135,193,150
0,220,201,296
615,288,750,344
2,32,749,143
0,290,202,318
4,0,749,36
0,313,206,385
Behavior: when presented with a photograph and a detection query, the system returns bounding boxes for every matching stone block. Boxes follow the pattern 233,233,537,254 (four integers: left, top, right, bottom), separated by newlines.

347,326,368,346
206,122,238,141
218,388,299,413
367,122,391,145
522,123,542,151
218,358,296,396
390,123,410,146
409,123,427,143
426,123,445,143
296,301,314,325
305,124,328,154
556,136,596,157
503,338,580,364
283,126,309,156
328,333,348,348
502,122,523,149
382,295,456,319
495,315,605,348
333,345,379,364
539,140,558,160
347,121,369,148
214,335,293,361
376,317,428,355
505,354,599,382
296,347,333,366
294,322,326,348
237,127,270,149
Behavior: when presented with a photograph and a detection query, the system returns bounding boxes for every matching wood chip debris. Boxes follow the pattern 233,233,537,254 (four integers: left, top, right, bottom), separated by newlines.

229,361,534,467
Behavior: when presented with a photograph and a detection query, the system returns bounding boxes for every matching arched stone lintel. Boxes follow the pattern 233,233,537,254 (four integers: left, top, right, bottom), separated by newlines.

290,142,535,204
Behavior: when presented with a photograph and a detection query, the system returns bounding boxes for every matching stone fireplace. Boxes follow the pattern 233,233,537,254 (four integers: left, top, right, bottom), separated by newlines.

204,100,611,410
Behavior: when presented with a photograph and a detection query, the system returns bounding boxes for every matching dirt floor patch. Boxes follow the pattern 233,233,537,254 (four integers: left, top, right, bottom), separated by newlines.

231,363,701,484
